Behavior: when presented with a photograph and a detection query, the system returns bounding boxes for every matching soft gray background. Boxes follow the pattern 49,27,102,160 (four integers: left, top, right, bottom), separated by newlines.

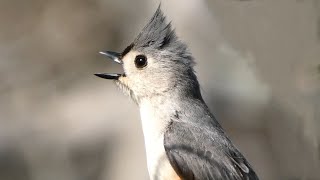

0,0,319,180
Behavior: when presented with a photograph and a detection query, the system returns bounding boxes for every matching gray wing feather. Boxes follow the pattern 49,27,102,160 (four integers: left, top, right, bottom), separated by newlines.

164,120,259,180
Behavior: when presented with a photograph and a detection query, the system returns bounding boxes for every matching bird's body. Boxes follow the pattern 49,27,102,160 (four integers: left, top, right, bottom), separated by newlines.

95,6,259,180
139,91,257,180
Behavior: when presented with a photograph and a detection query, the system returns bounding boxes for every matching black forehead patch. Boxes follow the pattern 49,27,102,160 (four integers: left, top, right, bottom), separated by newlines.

121,43,134,57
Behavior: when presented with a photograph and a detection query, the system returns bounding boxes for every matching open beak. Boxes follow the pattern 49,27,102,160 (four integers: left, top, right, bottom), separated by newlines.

95,51,123,80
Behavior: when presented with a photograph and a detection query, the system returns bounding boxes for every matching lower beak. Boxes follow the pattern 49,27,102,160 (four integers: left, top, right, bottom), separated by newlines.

95,51,123,80
94,73,121,80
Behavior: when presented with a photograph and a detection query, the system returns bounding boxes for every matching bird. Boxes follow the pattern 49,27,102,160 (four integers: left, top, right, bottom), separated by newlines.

95,5,259,180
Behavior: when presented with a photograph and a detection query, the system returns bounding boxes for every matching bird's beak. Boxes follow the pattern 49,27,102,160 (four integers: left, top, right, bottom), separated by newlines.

95,51,123,80
99,51,122,64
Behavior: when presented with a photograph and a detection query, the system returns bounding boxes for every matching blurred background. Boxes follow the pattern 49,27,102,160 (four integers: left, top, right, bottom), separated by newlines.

0,0,319,179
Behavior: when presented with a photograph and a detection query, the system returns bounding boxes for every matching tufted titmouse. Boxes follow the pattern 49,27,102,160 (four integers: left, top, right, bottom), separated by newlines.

95,6,259,180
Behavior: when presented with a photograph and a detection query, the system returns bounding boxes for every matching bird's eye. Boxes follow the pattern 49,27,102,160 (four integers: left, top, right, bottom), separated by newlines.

134,55,148,69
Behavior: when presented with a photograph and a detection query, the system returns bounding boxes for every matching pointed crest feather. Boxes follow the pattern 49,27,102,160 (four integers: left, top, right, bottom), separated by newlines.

130,5,195,67
133,5,177,50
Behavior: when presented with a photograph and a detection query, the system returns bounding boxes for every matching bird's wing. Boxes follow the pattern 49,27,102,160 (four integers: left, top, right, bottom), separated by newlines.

164,120,259,180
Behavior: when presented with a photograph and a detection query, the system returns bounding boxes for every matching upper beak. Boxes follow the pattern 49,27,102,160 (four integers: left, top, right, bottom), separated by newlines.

99,51,122,64
95,51,123,80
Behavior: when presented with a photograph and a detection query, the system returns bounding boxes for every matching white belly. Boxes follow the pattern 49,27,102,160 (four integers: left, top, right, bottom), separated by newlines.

144,134,176,180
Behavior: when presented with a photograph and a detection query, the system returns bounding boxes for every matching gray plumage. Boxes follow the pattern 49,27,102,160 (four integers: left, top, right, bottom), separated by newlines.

164,99,259,180
96,5,259,180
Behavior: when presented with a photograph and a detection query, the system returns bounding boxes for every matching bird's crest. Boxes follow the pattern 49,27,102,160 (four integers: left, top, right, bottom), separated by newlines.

132,6,177,51
127,5,194,67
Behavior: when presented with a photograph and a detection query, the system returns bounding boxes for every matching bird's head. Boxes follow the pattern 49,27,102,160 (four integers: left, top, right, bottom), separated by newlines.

96,6,200,103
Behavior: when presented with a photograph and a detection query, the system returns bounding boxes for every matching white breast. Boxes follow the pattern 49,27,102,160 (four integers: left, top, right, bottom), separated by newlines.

139,100,178,180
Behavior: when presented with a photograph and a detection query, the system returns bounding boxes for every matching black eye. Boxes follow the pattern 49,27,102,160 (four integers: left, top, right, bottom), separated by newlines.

134,55,148,68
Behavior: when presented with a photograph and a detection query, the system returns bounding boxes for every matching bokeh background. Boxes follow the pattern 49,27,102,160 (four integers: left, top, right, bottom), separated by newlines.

0,0,319,179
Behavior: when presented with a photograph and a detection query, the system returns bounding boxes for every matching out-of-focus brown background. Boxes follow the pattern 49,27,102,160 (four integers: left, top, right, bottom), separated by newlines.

0,0,319,179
